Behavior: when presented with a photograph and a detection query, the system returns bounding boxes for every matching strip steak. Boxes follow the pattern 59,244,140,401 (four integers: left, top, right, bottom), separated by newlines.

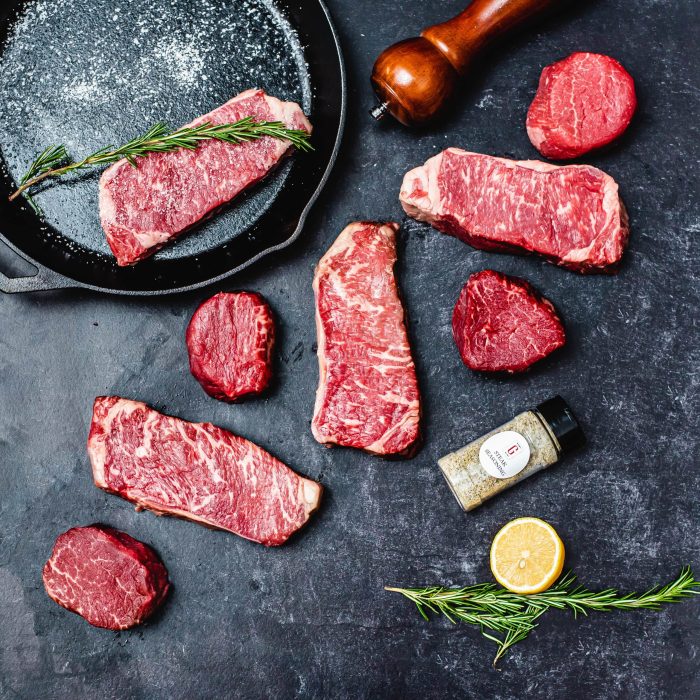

42,524,169,630
99,89,312,266
186,292,275,402
453,270,566,373
527,53,636,160
312,222,421,456
88,397,322,546
400,149,629,273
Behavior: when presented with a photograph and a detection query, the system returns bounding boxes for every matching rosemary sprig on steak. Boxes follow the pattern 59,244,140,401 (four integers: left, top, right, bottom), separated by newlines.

10,118,313,201
386,567,699,666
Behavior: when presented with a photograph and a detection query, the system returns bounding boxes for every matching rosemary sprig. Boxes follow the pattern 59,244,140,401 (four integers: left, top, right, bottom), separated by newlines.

386,567,699,666
10,117,313,202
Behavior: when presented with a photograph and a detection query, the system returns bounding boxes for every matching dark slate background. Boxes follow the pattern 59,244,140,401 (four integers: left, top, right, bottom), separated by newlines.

1,0,698,697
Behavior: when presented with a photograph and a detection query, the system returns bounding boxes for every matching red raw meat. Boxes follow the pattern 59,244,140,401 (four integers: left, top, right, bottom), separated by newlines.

186,292,275,402
88,397,322,546
400,149,629,273
312,222,421,456
99,89,311,266
527,53,636,160
453,270,566,373
42,524,169,630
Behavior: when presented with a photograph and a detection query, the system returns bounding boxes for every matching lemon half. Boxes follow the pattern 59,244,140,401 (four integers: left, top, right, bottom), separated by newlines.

490,517,565,594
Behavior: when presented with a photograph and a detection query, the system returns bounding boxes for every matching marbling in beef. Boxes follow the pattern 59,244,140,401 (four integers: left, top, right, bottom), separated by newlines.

453,270,566,374
527,53,636,160
99,89,311,266
42,524,169,630
88,397,321,546
186,292,275,402
312,222,421,456
400,149,629,273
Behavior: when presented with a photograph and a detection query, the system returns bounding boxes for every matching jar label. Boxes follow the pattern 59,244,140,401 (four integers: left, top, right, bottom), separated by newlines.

479,431,531,479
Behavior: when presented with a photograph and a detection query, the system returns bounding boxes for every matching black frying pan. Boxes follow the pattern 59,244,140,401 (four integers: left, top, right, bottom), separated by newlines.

0,0,345,295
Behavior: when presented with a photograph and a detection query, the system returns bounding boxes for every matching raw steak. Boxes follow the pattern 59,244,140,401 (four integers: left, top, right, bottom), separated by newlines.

400,149,629,273
453,269,566,373
99,89,312,266
88,397,322,546
42,525,169,630
312,222,421,456
186,292,275,402
527,53,636,160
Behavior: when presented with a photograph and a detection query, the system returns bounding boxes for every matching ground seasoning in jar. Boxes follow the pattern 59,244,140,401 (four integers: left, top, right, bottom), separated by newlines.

438,396,585,512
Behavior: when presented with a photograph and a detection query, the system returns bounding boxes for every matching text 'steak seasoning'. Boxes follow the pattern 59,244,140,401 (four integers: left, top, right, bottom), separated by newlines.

438,396,585,511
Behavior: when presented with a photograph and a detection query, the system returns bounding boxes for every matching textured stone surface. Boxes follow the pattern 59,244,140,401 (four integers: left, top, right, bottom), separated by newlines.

0,0,698,697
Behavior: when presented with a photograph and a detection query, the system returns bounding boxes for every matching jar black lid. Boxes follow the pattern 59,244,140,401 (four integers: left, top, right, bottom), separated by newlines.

536,395,586,454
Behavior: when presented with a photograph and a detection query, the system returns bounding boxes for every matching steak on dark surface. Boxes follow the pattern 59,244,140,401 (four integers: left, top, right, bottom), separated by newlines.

88,397,322,546
42,525,169,630
453,270,566,374
186,292,275,402
312,222,421,456
99,89,312,266
527,53,637,160
400,149,629,273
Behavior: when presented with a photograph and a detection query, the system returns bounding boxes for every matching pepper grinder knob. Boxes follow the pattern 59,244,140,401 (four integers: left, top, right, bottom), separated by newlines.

369,102,390,121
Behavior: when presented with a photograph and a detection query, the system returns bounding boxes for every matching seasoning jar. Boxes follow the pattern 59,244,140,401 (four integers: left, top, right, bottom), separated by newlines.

438,396,585,512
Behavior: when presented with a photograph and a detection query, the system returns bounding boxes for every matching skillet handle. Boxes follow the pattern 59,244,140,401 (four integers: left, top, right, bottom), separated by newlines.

0,237,75,293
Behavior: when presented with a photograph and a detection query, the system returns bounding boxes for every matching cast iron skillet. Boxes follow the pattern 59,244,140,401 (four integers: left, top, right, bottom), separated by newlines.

0,0,345,295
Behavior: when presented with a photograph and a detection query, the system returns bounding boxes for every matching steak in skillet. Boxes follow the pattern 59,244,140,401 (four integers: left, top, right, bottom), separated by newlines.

99,89,311,266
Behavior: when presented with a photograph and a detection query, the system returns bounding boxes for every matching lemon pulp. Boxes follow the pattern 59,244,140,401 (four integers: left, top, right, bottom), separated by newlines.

490,517,565,594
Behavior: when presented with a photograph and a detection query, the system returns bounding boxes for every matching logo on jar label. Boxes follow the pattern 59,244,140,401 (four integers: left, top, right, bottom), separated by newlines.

479,431,531,479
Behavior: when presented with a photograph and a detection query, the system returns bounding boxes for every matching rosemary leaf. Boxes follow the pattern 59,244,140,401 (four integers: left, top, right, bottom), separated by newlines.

386,567,699,666
10,118,312,202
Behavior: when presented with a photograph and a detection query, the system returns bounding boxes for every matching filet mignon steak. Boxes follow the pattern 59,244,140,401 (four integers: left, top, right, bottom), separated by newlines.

42,525,169,630
186,292,275,402
99,89,312,266
453,270,566,374
312,222,421,456
88,397,322,546
527,53,637,160
400,149,629,273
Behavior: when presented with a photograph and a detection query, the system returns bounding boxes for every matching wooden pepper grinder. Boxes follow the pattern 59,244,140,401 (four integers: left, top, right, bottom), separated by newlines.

370,0,563,126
